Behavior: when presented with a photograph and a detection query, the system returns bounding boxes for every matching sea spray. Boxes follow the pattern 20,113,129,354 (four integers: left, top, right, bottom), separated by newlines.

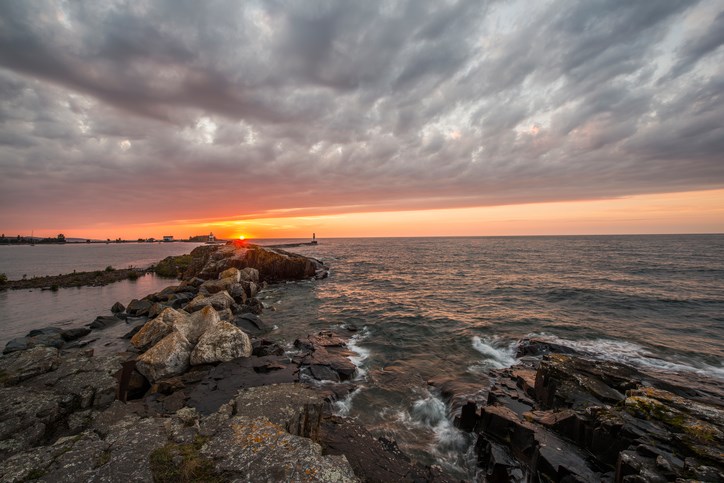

527,333,724,381
347,328,371,380
396,388,475,478
469,335,518,371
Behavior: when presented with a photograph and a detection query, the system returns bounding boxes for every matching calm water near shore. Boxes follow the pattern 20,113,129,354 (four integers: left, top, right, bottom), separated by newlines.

1,235,723,478
0,242,205,279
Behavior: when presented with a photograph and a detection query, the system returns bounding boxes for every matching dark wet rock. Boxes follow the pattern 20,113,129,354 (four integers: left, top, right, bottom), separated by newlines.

27,327,63,338
3,330,67,353
466,353,724,482
309,364,341,382
302,346,356,381
320,415,455,482
252,339,285,357
88,315,123,330
294,331,357,382
167,291,194,308
126,298,152,316
110,301,125,313
121,325,142,340
232,312,272,336
187,355,299,415
3,337,31,354
147,302,167,319
476,437,525,482
457,401,479,432
516,338,578,358
243,296,264,315
60,327,91,342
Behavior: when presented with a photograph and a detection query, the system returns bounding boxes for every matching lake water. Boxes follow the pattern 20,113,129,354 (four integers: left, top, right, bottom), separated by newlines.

0,242,205,279
1,235,723,478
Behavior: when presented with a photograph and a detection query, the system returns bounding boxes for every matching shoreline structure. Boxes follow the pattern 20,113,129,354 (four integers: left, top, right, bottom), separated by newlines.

0,242,722,481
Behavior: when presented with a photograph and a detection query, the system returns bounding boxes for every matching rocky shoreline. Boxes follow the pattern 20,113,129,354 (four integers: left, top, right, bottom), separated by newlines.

0,267,149,290
450,340,724,482
0,242,452,482
1,242,722,482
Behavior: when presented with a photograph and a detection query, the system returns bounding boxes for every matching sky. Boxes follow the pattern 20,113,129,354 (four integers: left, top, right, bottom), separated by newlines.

0,0,723,239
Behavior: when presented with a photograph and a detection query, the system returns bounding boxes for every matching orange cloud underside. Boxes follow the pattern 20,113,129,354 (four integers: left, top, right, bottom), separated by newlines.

32,189,724,240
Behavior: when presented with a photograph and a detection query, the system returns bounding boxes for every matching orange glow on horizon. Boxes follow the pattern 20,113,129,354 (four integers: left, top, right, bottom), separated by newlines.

16,189,724,240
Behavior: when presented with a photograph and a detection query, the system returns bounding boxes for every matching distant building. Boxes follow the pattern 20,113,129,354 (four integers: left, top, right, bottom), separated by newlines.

163,236,174,242
146,238,155,242
208,232,216,242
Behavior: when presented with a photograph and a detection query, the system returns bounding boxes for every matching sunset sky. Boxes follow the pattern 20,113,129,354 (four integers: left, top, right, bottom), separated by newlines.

1,1,723,239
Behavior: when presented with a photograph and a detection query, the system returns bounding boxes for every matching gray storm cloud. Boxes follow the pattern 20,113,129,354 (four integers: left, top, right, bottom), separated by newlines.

0,0,723,228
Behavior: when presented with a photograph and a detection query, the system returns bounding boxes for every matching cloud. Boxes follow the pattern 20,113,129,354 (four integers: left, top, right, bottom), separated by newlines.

0,0,723,231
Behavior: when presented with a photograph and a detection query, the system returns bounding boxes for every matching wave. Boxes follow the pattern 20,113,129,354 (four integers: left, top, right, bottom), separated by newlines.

526,333,724,381
347,328,371,380
469,336,517,371
395,390,474,477
332,387,362,416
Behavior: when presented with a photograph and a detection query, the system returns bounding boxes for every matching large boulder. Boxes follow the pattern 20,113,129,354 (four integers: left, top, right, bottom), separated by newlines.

130,308,181,352
190,321,252,365
126,298,153,316
184,291,234,313
173,306,221,345
239,267,259,283
218,267,241,282
110,301,125,313
136,331,193,383
199,277,237,295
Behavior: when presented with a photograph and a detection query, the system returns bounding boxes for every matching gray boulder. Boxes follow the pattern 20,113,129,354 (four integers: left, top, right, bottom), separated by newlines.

110,301,125,313
184,291,234,313
190,321,252,365
135,331,193,383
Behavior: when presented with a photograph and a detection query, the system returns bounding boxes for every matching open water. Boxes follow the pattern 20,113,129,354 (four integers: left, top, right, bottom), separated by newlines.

1,235,723,478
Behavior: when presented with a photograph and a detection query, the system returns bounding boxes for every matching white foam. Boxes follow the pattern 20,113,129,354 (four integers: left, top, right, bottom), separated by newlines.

332,387,362,416
400,391,473,475
471,336,518,370
527,333,724,382
347,329,371,380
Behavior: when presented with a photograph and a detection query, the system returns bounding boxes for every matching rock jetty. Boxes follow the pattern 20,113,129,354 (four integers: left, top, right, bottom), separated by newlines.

0,243,451,482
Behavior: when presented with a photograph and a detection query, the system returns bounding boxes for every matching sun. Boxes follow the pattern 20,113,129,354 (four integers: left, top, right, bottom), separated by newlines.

238,235,245,240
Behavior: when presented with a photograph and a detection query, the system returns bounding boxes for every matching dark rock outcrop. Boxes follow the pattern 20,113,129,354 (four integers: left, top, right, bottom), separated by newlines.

462,343,724,482
180,243,328,282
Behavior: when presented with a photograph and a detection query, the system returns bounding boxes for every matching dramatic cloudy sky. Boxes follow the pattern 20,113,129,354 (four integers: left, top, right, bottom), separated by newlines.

1,0,723,237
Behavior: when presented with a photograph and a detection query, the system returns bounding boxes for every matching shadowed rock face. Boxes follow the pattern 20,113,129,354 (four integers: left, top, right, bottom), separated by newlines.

458,342,724,482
